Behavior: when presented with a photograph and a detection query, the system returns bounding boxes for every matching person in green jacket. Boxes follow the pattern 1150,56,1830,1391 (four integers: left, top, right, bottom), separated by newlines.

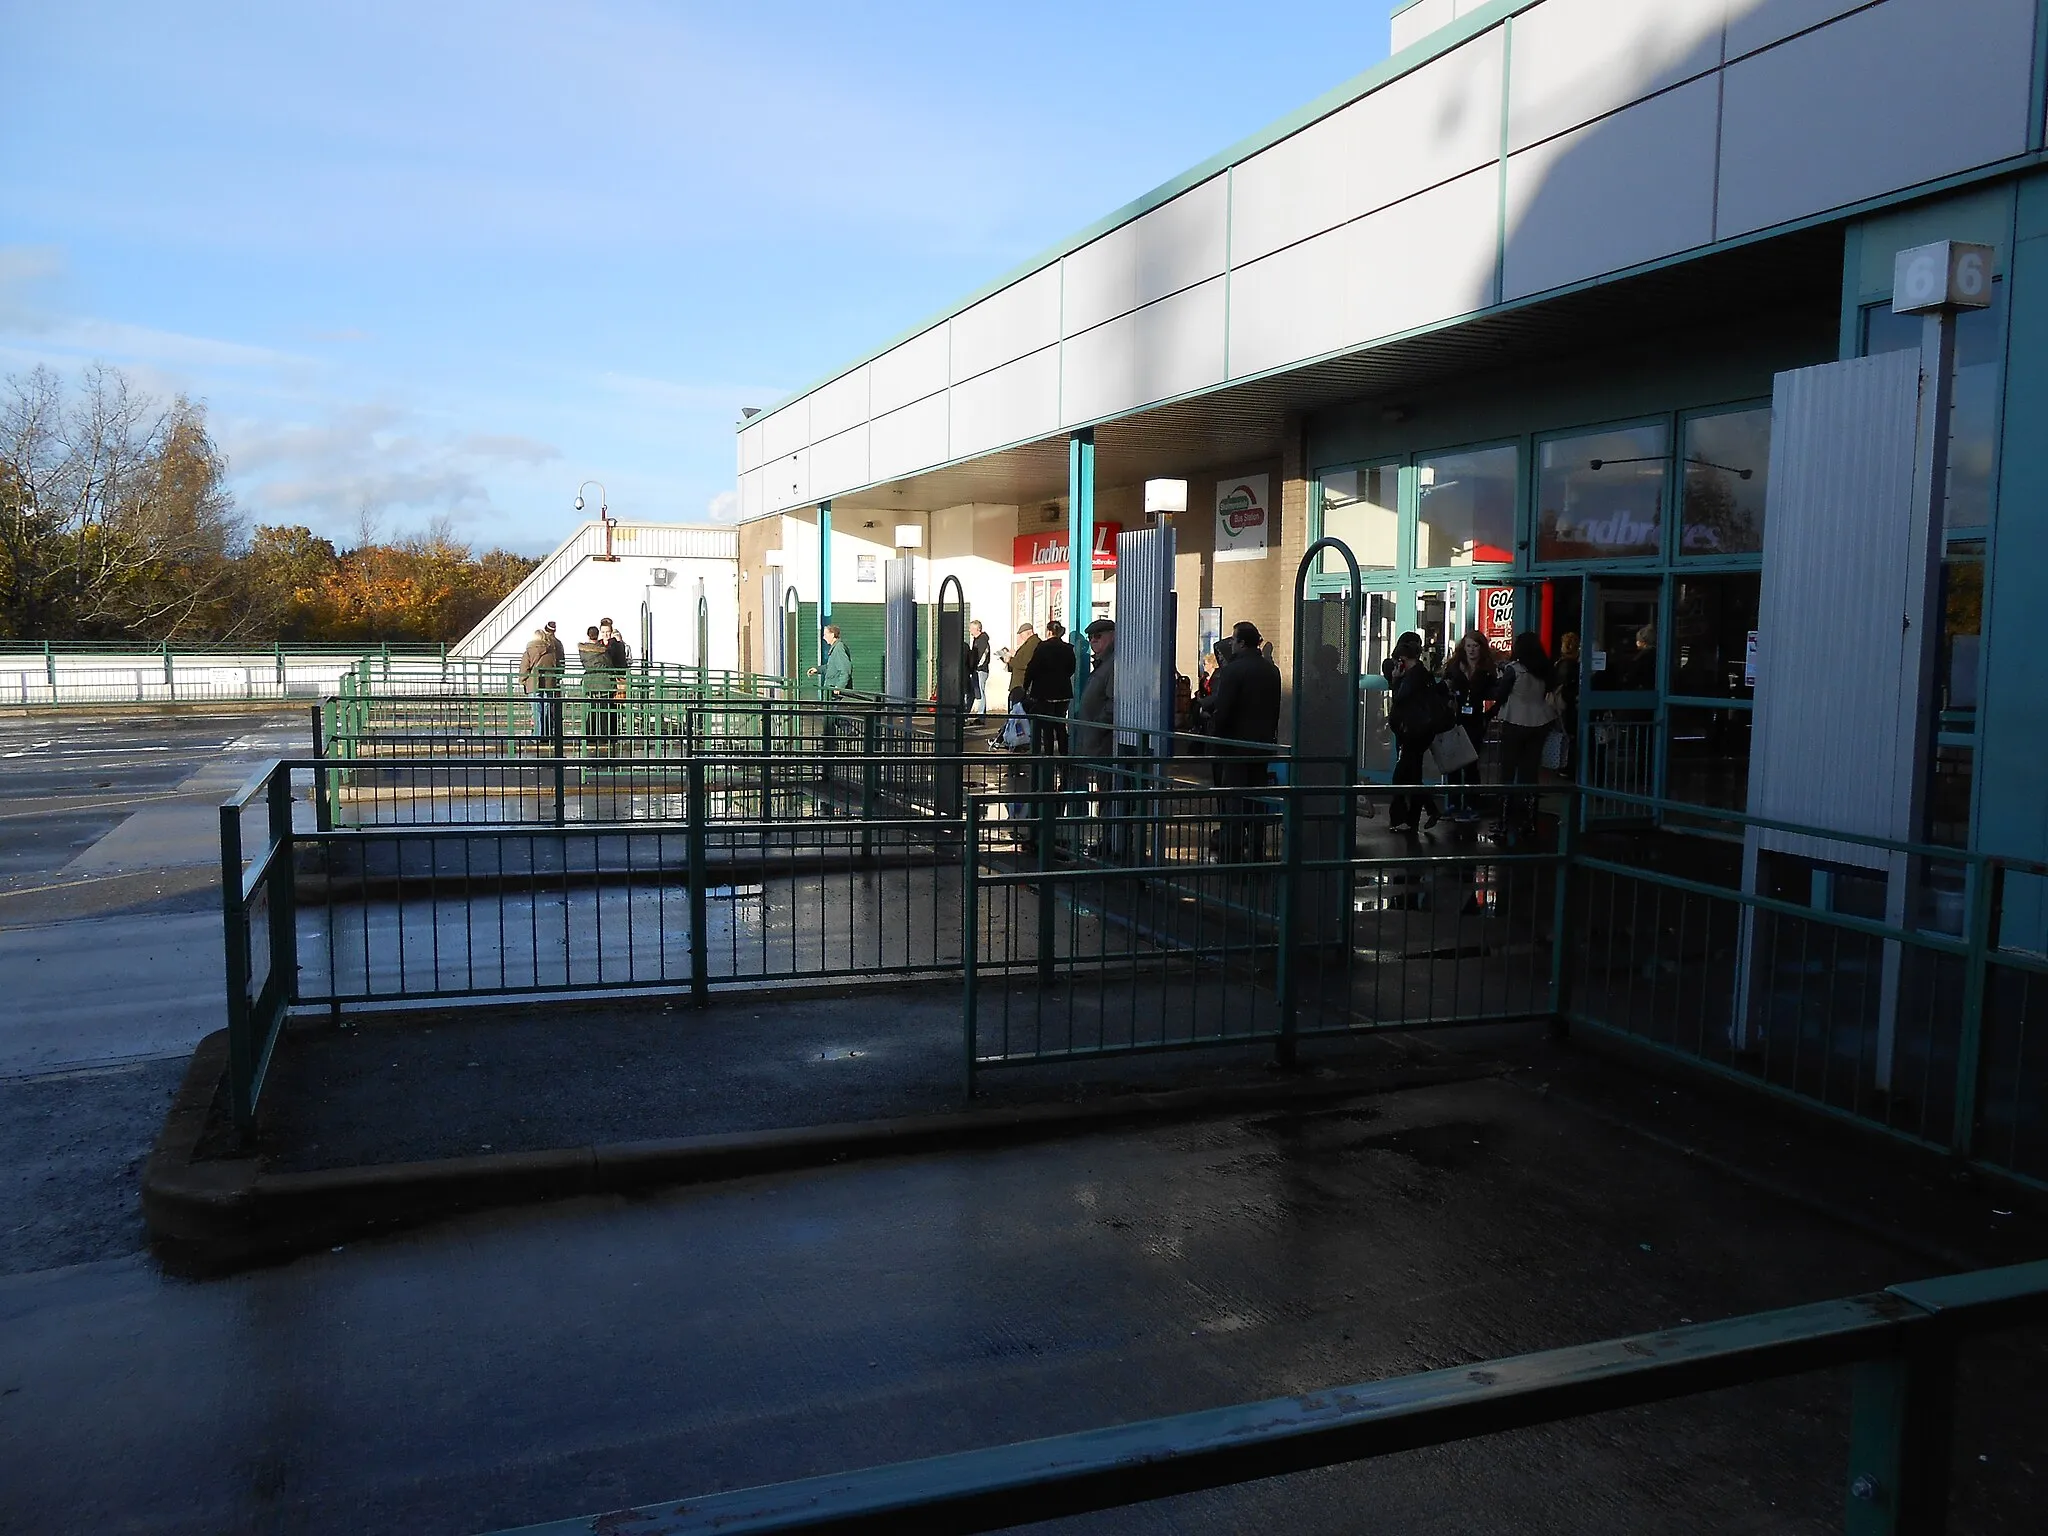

808,624,853,699
805,623,856,791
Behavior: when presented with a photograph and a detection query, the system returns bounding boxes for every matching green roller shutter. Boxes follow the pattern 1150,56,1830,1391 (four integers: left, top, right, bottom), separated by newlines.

796,598,968,698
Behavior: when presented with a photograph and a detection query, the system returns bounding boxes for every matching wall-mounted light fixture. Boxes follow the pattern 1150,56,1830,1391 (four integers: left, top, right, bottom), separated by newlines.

1143,478,1188,516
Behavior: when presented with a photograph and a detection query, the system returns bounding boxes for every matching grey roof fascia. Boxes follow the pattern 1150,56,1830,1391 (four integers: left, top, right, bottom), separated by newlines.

737,0,1532,434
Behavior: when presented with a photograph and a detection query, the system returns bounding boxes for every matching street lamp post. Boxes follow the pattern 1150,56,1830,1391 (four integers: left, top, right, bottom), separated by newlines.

576,481,618,561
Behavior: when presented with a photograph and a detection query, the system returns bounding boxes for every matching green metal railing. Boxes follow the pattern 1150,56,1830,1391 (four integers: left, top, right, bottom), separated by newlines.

221,753,2048,1190
0,640,447,706
481,1257,2048,1536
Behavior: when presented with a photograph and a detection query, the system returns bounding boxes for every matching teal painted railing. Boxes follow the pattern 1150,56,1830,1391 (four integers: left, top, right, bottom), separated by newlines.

476,1258,2048,1536
220,758,2048,1192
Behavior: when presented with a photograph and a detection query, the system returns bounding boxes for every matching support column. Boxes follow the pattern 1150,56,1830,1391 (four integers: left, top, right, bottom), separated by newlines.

817,499,833,631
1068,430,1094,704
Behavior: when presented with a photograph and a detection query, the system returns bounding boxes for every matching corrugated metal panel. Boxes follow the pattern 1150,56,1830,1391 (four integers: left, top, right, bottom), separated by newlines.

884,559,917,700
1112,523,1176,754
1747,348,1924,869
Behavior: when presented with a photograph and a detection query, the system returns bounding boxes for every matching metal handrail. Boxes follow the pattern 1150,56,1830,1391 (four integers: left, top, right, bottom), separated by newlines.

479,1259,2048,1536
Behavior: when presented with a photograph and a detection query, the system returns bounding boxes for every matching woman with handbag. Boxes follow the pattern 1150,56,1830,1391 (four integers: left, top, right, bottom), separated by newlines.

1494,632,1559,840
1382,631,1446,833
1442,630,1500,824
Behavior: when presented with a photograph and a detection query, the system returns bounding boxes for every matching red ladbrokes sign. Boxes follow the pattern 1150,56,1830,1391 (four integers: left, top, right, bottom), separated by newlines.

1013,522,1120,574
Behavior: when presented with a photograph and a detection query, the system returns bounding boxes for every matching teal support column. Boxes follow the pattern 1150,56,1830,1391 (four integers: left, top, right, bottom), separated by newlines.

817,499,833,706
818,499,833,630
1067,430,1095,704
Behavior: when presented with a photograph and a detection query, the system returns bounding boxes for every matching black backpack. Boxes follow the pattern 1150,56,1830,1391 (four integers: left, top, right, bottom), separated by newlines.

1394,673,1454,738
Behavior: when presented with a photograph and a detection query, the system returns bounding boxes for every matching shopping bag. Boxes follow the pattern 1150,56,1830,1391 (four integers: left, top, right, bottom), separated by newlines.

1430,725,1478,774
1000,702,1031,751
1540,726,1570,772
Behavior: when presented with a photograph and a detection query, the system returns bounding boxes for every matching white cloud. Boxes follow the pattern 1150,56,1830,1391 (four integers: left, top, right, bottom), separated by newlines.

221,404,566,535
705,490,740,522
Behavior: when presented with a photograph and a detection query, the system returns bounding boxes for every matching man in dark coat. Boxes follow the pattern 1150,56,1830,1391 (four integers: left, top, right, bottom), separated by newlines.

1023,618,1078,786
967,620,992,716
1205,621,1281,860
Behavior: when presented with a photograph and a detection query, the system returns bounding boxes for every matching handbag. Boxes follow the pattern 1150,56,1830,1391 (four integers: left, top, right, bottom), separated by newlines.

1541,726,1570,772
1429,725,1479,775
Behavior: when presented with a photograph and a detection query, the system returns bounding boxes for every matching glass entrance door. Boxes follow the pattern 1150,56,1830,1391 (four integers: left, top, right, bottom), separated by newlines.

1360,590,1399,779
1583,578,1661,820
1415,581,1468,672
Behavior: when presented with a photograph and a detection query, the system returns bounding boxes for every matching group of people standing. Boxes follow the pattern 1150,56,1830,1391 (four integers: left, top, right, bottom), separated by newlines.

1382,628,1580,837
517,616,634,745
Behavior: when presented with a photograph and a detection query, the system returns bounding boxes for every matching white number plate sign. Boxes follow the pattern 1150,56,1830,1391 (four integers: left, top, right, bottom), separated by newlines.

1892,240,1996,315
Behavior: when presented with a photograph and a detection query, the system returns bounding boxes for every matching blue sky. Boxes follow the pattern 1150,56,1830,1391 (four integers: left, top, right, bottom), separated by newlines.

1,2,1394,555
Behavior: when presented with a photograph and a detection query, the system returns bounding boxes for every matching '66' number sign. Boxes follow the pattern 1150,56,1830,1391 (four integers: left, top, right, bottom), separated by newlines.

1892,240,1996,316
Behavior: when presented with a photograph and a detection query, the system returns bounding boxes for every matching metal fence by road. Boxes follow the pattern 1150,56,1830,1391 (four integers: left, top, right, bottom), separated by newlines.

477,1256,2048,1536
0,640,448,706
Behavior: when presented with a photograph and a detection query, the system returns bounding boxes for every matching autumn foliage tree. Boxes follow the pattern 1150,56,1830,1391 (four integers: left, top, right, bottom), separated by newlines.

2,365,538,644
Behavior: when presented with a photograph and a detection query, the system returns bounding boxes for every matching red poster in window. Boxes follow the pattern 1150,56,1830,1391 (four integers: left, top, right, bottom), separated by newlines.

1478,587,1516,654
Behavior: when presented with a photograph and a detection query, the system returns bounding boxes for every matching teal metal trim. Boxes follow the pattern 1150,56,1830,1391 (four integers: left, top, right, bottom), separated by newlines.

1067,431,1095,702
477,1261,2048,1536
743,147,2048,514
737,0,1533,431
2032,0,2048,155
1493,12,1513,309
817,499,832,628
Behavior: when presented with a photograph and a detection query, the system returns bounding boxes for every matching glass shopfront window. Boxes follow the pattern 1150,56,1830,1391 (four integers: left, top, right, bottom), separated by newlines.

1415,445,1516,568
1666,706,1751,812
1863,284,2005,535
1319,462,1399,573
1668,574,1759,700
1537,424,1667,562
1680,408,1770,555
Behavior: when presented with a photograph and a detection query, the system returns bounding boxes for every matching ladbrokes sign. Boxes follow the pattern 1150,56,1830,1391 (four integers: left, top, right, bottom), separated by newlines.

1214,474,1268,563
1012,522,1121,574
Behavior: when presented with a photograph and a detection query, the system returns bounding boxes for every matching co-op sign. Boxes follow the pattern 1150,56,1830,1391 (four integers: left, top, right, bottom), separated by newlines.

1215,474,1269,563
1012,522,1122,574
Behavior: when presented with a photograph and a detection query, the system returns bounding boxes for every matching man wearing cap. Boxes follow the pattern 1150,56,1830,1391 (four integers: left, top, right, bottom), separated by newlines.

1075,619,1119,855
519,621,565,743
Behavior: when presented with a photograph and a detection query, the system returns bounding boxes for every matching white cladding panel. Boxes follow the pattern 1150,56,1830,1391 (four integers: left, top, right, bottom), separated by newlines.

807,425,870,501
1726,0,1870,58
1061,177,1228,338
1717,0,2036,238
740,467,764,522
950,265,1061,384
868,392,950,483
948,345,1060,459
807,364,870,442
1227,166,1498,380
760,400,809,462
869,323,951,416
763,447,809,513
1748,349,1923,864
1062,278,1227,427
1390,0,1454,53
737,423,763,473
1507,0,1725,153
1503,75,1720,301
1229,29,1504,270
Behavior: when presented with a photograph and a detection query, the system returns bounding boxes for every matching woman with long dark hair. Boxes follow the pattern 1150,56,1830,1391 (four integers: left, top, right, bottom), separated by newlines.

1442,629,1499,823
1494,631,1558,838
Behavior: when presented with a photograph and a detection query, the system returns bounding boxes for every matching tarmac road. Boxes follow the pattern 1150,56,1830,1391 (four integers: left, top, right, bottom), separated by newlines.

4,1071,2044,1536
0,707,311,1274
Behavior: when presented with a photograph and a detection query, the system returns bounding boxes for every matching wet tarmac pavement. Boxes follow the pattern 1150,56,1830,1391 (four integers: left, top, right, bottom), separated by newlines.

6,1071,2047,1536
4,709,2046,1533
